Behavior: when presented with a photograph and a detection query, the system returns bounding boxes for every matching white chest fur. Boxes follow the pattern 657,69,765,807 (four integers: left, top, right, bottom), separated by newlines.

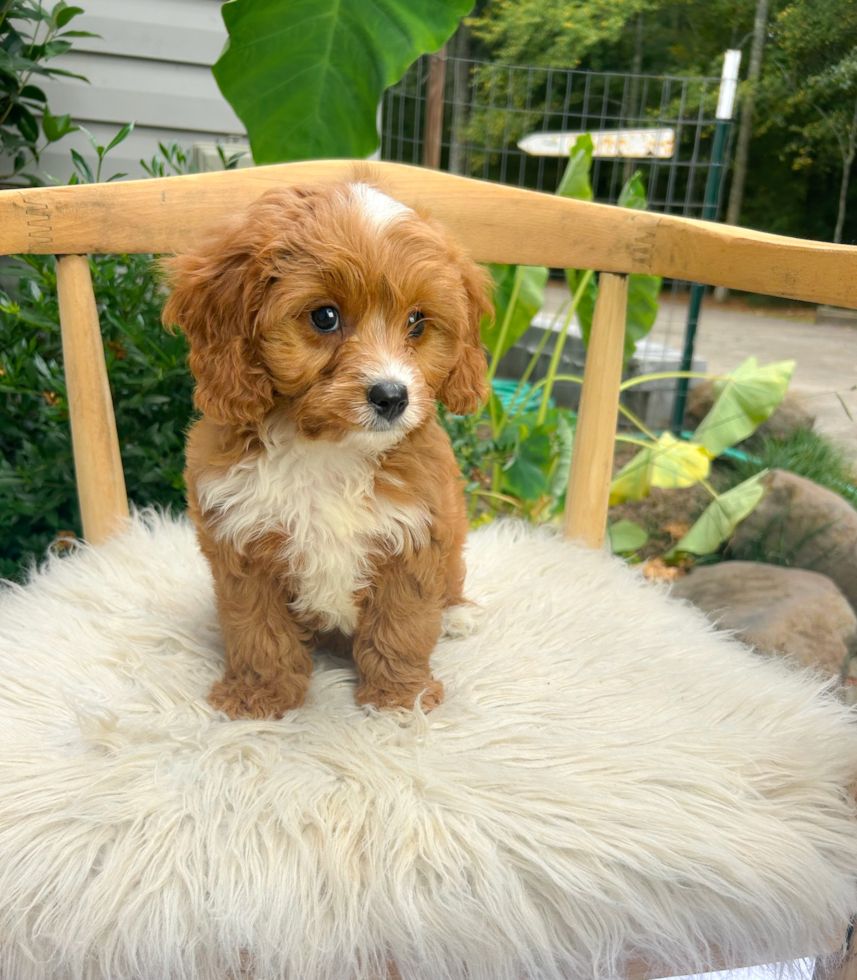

196,431,430,634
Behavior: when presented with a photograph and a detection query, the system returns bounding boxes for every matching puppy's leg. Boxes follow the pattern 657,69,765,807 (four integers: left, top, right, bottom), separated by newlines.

352,558,444,712
440,522,483,639
208,568,313,720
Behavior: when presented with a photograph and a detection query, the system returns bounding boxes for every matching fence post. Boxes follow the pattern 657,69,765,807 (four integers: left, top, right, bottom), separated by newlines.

423,46,447,169
671,48,741,434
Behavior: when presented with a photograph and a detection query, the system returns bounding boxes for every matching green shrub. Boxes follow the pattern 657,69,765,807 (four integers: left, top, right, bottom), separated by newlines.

0,252,193,579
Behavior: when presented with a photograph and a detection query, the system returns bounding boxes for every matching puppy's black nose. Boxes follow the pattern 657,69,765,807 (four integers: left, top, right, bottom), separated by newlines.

367,382,409,422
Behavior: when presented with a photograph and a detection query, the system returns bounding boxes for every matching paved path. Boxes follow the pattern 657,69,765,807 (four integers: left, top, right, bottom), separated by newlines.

542,282,857,455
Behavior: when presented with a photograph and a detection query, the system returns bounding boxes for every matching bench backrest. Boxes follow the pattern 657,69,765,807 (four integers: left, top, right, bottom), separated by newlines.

2,159,856,548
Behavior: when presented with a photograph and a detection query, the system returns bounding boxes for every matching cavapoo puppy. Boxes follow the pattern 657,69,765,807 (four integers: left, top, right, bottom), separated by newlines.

162,179,492,720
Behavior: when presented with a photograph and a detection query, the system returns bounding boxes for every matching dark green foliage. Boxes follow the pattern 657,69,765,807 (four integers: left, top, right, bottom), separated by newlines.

0,252,194,579
436,404,499,503
722,429,857,506
437,400,576,522
0,0,96,183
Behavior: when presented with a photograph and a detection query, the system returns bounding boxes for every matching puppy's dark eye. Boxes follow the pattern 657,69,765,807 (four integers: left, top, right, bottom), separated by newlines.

310,306,340,333
408,310,426,339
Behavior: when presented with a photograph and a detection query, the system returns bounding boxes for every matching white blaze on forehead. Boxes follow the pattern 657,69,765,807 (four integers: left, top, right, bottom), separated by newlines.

349,182,412,228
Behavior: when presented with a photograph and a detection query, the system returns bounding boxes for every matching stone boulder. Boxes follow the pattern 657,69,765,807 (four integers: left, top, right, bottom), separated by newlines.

672,560,856,677
730,469,857,612
686,381,815,440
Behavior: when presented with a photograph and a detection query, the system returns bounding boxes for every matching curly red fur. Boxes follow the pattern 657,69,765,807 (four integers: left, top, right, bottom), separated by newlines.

162,180,492,719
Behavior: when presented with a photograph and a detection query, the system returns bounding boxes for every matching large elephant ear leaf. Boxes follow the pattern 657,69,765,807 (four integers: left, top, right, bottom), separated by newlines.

556,133,594,202
692,358,795,457
483,264,549,359
609,433,710,505
559,134,597,338
666,472,768,559
624,272,662,363
213,0,473,164
618,169,660,363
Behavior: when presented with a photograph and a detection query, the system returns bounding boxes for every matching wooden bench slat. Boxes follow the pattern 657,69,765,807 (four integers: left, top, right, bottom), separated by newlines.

1,160,856,308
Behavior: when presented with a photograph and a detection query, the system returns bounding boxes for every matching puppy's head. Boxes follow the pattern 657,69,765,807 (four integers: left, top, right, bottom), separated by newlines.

162,181,492,442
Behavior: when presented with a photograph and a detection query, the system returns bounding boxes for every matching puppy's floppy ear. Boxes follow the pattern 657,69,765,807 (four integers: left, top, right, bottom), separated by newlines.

437,260,493,416
161,222,275,426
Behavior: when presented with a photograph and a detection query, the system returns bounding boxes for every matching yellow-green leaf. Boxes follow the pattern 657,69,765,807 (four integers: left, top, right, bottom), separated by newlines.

667,471,768,558
556,133,593,201
608,519,648,554
609,433,710,505
693,358,795,457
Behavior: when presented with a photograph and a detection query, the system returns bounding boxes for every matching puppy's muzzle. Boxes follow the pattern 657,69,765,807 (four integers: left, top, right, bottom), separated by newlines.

367,381,409,422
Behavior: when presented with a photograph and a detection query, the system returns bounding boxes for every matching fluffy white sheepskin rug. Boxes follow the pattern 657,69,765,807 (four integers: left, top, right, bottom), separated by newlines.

1,512,856,980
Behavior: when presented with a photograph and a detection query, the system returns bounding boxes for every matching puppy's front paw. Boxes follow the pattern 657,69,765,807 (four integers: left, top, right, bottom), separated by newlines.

441,602,484,639
208,674,309,720
355,678,444,712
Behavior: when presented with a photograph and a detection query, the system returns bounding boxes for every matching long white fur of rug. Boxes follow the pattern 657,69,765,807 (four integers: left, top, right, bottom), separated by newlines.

0,512,855,980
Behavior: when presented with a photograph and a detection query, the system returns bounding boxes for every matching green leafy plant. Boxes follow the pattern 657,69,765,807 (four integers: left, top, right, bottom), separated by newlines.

666,471,769,558
610,432,711,504
0,249,193,579
692,358,796,457
140,139,249,178
447,139,794,560
606,357,792,559
60,121,134,184
560,135,662,370
608,518,650,555
450,135,665,523
212,0,472,163
0,131,194,579
0,0,96,183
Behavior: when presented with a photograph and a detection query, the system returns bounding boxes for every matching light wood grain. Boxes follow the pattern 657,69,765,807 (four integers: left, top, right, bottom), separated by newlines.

56,254,129,544
2,161,856,308
564,273,628,548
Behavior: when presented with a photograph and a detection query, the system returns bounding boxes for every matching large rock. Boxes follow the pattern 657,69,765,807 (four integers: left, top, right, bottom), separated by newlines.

730,469,857,612
672,560,856,676
686,381,815,440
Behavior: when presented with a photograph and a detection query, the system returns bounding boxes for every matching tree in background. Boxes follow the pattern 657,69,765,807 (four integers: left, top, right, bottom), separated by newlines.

759,0,857,243
469,0,756,78
723,0,770,230
468,0,857,243
463,0,756,198
468,0,652,70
